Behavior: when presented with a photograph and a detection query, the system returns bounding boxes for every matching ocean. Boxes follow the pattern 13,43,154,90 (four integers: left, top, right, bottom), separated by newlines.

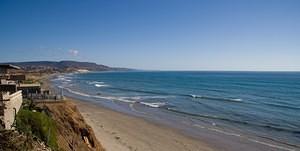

52,71,300,150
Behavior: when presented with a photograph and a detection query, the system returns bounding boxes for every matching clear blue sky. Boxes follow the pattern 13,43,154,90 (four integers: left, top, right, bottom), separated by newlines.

0,0,299,71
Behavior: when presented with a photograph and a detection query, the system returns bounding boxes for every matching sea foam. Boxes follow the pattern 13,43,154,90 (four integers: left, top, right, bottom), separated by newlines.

139,102,166,108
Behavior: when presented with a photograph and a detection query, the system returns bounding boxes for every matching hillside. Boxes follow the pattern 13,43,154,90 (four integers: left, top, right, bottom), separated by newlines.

2,61,123,73
36,101,105,151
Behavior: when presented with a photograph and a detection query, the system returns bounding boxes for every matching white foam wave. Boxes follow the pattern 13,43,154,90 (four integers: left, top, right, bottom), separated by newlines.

130,96,142,100
64,87,92,97
53,75,72,83
63,88,169,107
95,84,108,87
190,94,243,102
139,102,166,108
144,96,172,99
105,96,136,103
57,75,65,78
116,97,136,103
121,95,172,101
64,88,136,103
190,94,202,98
58,85,64,89
87,81,105,85
53,77,65,81
230,98,243,102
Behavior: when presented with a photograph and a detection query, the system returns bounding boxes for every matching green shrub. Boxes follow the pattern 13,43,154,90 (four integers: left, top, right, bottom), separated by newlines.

22,80,34,84
16,109,58,150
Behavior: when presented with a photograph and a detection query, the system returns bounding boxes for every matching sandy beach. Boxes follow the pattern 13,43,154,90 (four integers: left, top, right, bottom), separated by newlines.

40,75,214,151
70,98,214,151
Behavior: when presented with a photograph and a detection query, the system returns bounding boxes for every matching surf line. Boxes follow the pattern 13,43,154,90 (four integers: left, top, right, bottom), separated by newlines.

129,104,148,115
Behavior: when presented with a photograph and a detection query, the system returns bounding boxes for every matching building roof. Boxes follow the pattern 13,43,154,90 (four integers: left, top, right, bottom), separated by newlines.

0,64,21,70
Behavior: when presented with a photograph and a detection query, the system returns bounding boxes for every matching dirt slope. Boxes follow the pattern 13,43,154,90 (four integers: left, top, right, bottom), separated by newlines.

37,101,105,151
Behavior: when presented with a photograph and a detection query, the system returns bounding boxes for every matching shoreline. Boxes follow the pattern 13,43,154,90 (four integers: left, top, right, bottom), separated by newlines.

65,96,298,151
69,97,215,151
42,74,214,151
46,72,299,151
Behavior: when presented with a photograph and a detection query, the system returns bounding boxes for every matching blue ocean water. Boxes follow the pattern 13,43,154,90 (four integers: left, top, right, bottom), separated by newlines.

53,71,300,150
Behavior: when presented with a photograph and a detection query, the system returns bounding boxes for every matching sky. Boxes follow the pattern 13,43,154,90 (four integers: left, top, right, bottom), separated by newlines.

0,0,299,71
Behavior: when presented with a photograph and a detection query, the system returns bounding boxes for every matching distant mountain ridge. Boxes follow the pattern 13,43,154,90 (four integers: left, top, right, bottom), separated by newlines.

1,61,125,72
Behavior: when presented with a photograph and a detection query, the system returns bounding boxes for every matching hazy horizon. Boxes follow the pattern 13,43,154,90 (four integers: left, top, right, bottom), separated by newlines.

1,0,299,71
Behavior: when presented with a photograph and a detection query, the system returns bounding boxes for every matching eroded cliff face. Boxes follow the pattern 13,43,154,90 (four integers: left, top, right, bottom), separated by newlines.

37,101,105,151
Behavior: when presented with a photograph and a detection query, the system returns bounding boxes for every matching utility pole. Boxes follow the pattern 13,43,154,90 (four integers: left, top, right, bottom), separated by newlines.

61,87,64,100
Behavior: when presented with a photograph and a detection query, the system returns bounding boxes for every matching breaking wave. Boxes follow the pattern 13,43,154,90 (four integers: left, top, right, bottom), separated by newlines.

53,75,72,82
62,87,168,108
188,94,243,103
107,87,243,104
86,81,109,88
139,102,166,108
94,84,109,87
87,81,105,85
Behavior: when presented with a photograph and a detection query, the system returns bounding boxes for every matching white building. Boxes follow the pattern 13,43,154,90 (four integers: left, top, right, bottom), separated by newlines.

0,64,23,129
0,90,22,129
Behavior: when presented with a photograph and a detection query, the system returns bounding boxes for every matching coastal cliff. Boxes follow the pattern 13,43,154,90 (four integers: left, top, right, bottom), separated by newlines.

37,101,105,151
0,100,105,151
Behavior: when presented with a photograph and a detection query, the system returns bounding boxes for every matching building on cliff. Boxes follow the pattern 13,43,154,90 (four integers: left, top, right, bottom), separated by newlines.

0,64,23,129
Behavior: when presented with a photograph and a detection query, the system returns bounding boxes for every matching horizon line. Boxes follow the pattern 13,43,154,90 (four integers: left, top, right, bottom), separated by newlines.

1,60,299,72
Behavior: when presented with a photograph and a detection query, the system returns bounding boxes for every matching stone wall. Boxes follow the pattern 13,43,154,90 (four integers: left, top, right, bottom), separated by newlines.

0,91,22,129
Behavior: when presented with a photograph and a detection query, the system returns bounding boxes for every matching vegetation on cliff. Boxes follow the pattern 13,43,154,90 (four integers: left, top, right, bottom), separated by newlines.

16,108,58,150
0,99,105,151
